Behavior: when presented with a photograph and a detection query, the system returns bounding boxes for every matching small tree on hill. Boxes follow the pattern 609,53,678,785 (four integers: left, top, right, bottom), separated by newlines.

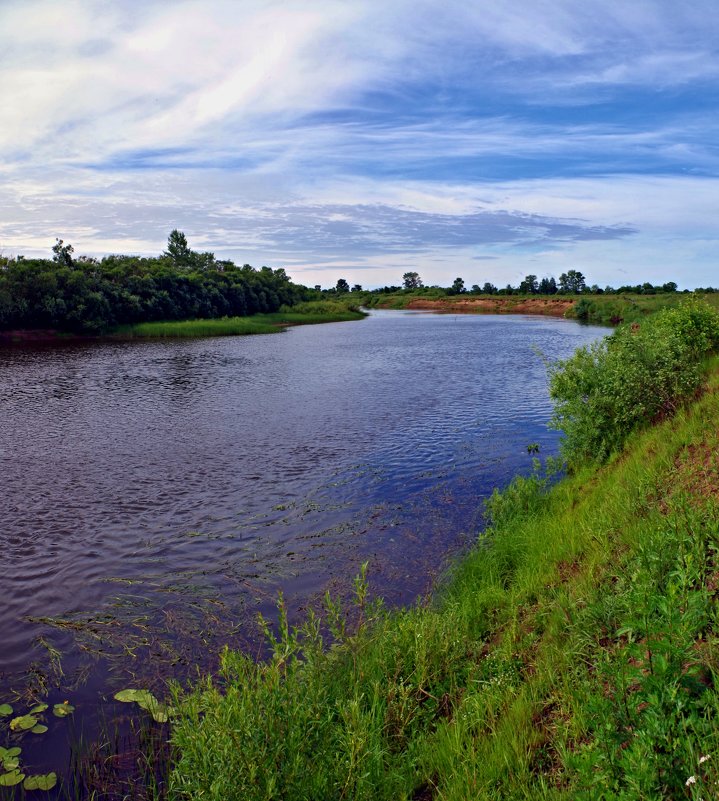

403,271,423,289
449,277,465,295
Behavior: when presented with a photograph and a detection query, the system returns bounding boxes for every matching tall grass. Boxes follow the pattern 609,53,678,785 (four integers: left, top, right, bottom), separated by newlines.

111,303,366,339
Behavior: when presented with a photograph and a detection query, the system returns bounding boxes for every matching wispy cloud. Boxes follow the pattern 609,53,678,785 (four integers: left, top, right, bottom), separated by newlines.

1,0,718,287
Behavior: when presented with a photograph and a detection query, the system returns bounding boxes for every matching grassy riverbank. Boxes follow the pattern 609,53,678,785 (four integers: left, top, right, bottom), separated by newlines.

365,290,719,326
110,301,367,338
167,302,719,800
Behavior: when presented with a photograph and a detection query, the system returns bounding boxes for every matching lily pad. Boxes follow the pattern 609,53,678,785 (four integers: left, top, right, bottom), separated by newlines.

114,689,154,705
24,772,57,791
31,725,48,734
10,715,37,731
0,704,12,717
0,770,25,787
0,748,21,759
52,702,74,718
2,757,19,771
114,689,170,723
29,703,48,715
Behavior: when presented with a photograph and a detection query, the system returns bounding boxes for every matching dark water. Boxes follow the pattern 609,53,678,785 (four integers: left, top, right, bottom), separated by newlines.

0,310,605,783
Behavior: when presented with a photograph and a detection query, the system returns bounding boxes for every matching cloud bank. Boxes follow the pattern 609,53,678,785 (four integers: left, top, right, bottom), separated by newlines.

1,0,718,287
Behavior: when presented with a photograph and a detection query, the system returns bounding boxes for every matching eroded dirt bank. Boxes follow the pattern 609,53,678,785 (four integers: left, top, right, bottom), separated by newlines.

391,297,576,316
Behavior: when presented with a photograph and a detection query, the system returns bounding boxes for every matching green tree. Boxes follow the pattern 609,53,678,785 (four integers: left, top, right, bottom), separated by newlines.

402,271,423,289
165,229,193,268
335,278,350,294
449,277,465,295
539,276,557,295
558,270,586,293
519,274,538,294
52,238,74,267
351,283,363,292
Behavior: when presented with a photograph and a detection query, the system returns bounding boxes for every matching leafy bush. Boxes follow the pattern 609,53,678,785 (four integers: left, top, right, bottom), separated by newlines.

549,301,719,464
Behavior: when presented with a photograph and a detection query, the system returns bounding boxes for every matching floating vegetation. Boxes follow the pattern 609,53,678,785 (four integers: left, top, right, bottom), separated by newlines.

10,714,38,731
114,689,172,724
0,769,24,786
0,746,22,771
0,698,74,792
23,773,57,791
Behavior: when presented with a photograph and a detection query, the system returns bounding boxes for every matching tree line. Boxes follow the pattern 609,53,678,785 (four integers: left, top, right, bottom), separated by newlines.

0,231,307,333
325,269,695,297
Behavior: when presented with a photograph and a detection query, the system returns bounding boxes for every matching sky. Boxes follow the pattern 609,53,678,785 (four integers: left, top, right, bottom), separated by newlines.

1,0,718,289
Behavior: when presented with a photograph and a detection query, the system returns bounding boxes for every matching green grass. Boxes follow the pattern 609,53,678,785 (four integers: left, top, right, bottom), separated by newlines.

168,342,719,799
568,292,719,325
110,303,366,339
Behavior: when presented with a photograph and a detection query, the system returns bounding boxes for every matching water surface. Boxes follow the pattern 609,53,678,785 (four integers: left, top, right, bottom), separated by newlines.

0,310,605,778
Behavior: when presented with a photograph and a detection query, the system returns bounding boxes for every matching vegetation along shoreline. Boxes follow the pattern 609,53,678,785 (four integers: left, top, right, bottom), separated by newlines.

162,300,719,800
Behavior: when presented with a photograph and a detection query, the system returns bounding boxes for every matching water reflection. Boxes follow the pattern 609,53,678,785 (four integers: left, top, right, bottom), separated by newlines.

0,311,605,757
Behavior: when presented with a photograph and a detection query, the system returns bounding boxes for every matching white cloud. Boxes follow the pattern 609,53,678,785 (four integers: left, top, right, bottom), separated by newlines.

1,0,719,289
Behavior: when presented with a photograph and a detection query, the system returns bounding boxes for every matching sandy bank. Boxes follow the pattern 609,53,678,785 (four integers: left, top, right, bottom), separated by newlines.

395,297,576,316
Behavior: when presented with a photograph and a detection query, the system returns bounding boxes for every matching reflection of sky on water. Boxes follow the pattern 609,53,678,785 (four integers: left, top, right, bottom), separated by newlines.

0,311,606,773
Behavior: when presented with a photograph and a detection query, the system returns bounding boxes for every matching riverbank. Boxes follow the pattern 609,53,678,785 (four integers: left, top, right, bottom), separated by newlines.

167,303,719,800
366,291,719,326
111,303,366,339
0,302,367,343
384,295,575,317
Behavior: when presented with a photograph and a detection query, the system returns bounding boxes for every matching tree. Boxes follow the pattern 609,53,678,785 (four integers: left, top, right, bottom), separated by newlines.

519,274,539,294
539,276,557,295
403,271,423,289
558,270,586,294
482,282,497,295
351,284,363,292
449,277,465,295
52,238,74,267
335,278,350,294
164,229,193,267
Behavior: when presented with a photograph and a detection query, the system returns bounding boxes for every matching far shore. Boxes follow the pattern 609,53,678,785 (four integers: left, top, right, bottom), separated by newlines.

381,296,576,316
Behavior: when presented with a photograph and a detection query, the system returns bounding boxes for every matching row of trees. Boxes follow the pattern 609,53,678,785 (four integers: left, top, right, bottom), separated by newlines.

325,270,687,296
0,232,307,333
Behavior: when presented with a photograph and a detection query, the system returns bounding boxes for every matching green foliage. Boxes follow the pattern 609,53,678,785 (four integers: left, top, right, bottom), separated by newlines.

484,457,562,529
0,236,308,334
568,505,719,798
402,271,423,289
550,300,719,464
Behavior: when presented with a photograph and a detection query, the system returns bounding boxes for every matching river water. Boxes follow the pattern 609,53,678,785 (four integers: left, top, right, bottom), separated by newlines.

0,309,605,784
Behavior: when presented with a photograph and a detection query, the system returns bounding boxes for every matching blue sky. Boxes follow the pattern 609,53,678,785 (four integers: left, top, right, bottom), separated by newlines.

1,0,718,289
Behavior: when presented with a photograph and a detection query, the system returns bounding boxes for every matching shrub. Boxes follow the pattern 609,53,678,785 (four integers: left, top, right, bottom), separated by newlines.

549,300,719,464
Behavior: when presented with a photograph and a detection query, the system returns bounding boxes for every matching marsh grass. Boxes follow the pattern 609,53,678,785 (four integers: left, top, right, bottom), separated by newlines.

167,353,719,799
111,302,366,339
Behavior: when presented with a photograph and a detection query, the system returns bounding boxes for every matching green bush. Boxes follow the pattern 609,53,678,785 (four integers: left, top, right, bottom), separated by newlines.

549,300,719,464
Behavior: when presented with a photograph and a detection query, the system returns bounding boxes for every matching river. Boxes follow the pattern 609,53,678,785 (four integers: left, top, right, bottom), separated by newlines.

0,309,605,785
